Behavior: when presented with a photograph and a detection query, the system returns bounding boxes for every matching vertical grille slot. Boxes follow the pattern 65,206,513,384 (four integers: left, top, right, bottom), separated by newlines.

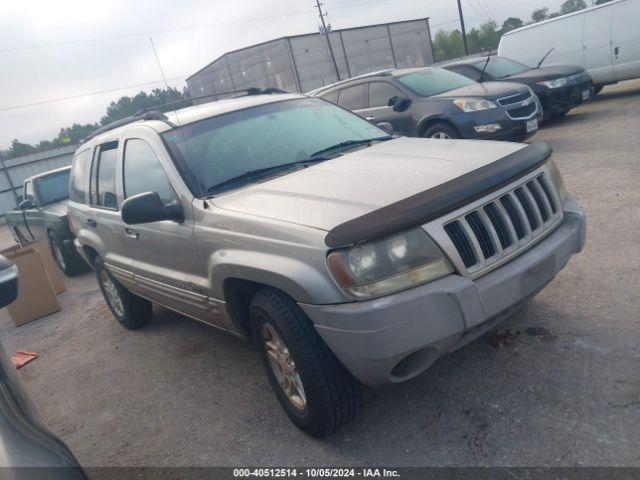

526,181,550,222
465,212,496,259
514,187,540,231
484,203,512,249
444,221,477,268
537,175,557,214
500,195,526,240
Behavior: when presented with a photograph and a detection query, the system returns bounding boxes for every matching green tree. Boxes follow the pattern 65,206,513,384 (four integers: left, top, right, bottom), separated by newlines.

531,7,549,22
501,17,524,33
560,0,587,14
100,87,189,126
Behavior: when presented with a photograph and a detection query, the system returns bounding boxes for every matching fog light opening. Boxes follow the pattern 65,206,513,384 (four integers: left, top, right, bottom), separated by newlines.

390,346,439,382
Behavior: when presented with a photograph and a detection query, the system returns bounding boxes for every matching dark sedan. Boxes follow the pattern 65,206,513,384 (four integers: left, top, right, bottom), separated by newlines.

443,56,593,119
308,67,542,141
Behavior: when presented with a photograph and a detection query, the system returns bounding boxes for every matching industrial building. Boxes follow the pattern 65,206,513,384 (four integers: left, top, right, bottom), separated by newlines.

186,17,434,98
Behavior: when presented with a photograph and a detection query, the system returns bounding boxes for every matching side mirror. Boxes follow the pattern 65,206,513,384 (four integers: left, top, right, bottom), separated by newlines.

18,198,35,210
121,192,184,225
389,95,412,112
376,122,394,134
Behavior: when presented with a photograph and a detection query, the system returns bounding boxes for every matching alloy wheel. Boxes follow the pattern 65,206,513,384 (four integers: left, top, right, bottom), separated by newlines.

262,322,307,412
431,131,451,139
100,270,125,317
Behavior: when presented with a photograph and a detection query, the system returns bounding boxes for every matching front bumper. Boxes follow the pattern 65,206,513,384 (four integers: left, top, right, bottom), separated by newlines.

300,203,586,386
452,106,542,142
538,80,593,117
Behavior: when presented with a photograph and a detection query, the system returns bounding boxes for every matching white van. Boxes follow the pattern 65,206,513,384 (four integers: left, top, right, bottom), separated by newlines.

498,0,640,88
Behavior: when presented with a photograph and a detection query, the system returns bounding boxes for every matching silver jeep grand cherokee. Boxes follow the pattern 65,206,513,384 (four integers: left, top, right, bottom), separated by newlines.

68,92,586,437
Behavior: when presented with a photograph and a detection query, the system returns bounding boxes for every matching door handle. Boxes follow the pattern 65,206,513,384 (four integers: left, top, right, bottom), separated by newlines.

365,116,376,121
124,227,139,239
614,46,620,58
85,218,97,228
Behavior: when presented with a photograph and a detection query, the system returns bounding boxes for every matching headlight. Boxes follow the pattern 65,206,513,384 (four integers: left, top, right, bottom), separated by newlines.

547,159,567,202
327,228,453,300
453,98,497,112
538,78,568,89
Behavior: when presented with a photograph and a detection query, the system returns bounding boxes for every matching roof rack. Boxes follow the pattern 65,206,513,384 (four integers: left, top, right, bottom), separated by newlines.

82,87,290,143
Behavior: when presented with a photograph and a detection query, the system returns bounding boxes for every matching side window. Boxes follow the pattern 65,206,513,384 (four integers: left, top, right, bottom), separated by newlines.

24,181,35,201
449,66,481,81
320,90,339,104
368,82,403,108
337,84,366,110
123,139,174,204
70,149,91,203
91,142,118,209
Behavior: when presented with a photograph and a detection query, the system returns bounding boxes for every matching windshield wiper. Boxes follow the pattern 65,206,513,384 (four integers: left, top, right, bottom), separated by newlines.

310,136,393,157
204,155,335,196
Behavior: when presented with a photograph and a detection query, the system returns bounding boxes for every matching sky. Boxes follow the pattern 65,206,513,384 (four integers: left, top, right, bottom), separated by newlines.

0,0,569,149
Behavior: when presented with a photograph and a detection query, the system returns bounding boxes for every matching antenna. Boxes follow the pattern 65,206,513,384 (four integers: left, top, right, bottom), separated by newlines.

150,38,170,90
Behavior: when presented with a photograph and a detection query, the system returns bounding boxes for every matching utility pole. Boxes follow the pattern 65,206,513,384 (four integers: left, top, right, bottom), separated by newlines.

314,0,341,81
0,152,19,206
456,0,470,56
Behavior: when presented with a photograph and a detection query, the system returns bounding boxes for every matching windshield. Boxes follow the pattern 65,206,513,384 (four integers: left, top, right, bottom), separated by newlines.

472,57,531,79
34,170,70,206
162,97,390,195
397,68,476,97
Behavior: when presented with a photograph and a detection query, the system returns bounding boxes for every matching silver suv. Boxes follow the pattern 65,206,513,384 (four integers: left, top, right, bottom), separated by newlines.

68,92,586,437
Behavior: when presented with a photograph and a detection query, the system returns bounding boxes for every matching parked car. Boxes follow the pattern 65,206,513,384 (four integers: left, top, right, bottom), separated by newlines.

443,56,593,119
68,93,585,437
308,67,542,141
0,255,86,478
498,0,640,92
5,166,87,276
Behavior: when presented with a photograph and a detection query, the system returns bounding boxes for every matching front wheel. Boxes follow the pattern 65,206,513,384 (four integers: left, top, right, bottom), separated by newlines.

95,257,152,329
422,122,460,139
249,289,361,437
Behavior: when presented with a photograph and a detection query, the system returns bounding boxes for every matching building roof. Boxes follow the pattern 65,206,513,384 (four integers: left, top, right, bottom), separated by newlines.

186,17,430,82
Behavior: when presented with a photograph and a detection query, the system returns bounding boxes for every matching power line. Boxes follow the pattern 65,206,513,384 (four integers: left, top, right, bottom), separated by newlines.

0,0,393,54
0,76,187,113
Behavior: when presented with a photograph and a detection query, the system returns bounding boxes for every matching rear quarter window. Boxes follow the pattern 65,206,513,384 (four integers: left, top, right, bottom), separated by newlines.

70,149,91,203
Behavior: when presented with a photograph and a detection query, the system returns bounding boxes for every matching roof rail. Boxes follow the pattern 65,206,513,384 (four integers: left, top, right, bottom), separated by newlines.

82,87,290,143
308,70,394,95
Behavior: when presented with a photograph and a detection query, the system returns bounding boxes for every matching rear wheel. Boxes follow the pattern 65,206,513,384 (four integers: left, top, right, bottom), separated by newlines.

47,231,87,277
249,289,361,437
422,122,460,139
95,256,152,329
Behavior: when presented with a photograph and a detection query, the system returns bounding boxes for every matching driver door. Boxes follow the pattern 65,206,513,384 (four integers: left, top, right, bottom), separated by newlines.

120,133,220,326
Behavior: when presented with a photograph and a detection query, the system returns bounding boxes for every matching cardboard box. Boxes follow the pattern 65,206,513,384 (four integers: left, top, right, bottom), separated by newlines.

0,241,65,294
3,247,60,326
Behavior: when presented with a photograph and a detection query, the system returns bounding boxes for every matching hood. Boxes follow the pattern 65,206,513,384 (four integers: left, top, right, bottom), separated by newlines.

432,81,527,100
211,137,525,232
504,64,585,82
41,200,68,217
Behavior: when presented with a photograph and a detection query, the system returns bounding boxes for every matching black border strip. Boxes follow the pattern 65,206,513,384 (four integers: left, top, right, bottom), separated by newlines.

325,141,553,248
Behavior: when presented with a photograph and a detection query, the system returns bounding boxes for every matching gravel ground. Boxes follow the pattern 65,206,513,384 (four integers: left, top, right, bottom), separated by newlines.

0,80,638,467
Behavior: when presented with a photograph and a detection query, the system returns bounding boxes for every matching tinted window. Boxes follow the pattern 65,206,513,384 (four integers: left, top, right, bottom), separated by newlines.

368,82,403,108
338,85,366,110
123,139,174,204
94,145,118,209
35,170,70,206
24,181,35,200
70,149,91,203
162,98,390,195
471,57,530,79
448,65,481,81
320,90,339,104
398,68,476,97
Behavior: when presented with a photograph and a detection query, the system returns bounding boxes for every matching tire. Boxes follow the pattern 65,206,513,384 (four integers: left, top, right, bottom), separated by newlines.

422,122,460,139
47,231,88,277
249,289,361,437
593,85,604,96
95,256,152,330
